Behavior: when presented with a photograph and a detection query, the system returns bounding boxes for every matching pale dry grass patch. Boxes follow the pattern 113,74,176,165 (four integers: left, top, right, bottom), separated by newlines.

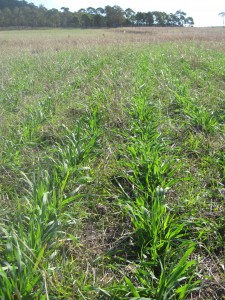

0,29,119,58
1,27,225,58
114,26,225,49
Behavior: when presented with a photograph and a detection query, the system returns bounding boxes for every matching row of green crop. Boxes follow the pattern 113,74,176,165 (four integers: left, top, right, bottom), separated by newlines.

0,91,103,298
98,64,201,299
1,42,225,299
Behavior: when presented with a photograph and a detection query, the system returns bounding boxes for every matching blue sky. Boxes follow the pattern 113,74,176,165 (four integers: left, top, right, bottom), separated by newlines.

31,0,225,27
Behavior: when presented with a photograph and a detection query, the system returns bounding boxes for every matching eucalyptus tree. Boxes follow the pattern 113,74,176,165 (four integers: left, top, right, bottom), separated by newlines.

86,7,96,15
105,5,125,27
185,16,194,26
218,12,225,26
78,8,86,13
12,7,21,26
80,13,93,28
2,8,12,26
145,12,154,26
0,10,4,26
22,6,34,26
37,4,47,27
60,7,73,27
96,7,105,15
93,13,105,27
124,8,135,25
174,10,187,26
95,7,106,27
136,12,146,26
167,13,178,26
71,12,80,27
46,8,60,27
152,11,167,26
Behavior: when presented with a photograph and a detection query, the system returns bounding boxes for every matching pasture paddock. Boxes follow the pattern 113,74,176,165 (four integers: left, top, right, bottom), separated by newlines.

0,27,225,299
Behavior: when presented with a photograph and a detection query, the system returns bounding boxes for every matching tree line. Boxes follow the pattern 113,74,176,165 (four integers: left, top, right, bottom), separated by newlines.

0,0,194,28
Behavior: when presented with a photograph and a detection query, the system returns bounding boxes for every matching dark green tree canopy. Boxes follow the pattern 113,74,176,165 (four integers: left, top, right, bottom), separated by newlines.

0,0,34,9
0,0,194,28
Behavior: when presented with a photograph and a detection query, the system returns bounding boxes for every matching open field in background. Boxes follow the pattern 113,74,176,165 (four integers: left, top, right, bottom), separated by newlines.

1,27,225,55
0,27,225,299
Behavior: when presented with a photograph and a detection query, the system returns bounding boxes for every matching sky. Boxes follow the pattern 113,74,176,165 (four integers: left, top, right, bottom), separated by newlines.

31,0,225,27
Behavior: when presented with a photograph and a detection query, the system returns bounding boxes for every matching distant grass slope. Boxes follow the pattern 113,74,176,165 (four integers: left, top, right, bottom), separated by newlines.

0,28,225,299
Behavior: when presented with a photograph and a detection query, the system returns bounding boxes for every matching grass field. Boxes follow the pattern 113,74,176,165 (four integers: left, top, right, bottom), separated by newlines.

0,27,225,299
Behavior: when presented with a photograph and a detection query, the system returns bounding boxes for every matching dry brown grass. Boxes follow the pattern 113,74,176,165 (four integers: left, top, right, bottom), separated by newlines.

116,27,225,52
1,27,225,58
